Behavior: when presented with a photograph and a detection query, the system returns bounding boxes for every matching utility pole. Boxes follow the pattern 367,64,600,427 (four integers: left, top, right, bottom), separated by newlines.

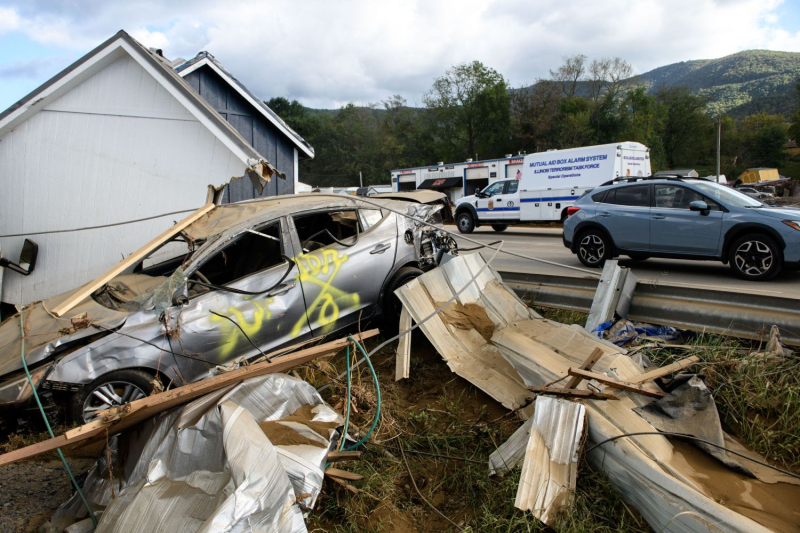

716,116,721,183
359,171,363,188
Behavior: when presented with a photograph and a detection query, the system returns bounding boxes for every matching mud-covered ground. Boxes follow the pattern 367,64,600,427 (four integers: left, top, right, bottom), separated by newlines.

0,456,94,532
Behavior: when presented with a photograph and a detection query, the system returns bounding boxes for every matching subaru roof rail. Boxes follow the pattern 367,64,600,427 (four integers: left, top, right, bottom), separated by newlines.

599,175,715,186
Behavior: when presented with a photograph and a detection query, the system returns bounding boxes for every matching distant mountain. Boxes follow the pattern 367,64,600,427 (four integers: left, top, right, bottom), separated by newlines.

635,50,800,118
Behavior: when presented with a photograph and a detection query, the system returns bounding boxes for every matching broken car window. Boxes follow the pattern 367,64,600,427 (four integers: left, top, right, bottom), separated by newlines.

294,210,360,251
358,209,385,231
191,222,283,292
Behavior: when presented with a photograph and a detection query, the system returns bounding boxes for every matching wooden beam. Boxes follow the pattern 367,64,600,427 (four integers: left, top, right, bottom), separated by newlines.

326,450,362,462
324,467,363,481
0,330,378,467
50,203,216,317
567,368,665,398
563,347,604,389
529,386,619,401
395,307,412,381
628,355,700,384
327,475,360,494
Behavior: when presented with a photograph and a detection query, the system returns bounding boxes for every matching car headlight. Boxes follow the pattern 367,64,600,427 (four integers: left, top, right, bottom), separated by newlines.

0,364,51,405
783,220,800,231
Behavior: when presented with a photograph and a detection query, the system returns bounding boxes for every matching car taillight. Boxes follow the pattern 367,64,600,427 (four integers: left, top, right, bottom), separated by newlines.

567,207,581,216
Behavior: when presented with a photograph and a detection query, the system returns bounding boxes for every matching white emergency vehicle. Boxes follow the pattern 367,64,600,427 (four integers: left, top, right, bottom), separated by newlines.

453,142,651,233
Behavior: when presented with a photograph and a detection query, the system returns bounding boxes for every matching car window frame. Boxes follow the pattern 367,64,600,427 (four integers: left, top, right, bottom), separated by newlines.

483,181,506,197
653,184,724,212
607,183,650,208
184,218,289,298
507,180,519,194
357,208,389,234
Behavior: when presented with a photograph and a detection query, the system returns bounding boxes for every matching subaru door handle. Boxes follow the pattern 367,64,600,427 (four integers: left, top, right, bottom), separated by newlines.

599,211,612,217
651,214,666,220
268,282,296,297
370,243,391,254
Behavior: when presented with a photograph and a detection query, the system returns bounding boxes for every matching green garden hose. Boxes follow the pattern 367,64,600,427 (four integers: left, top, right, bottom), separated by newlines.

19,311,97,526
339,336,381,452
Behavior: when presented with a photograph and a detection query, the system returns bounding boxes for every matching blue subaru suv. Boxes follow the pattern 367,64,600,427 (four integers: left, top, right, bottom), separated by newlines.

562,177,800,280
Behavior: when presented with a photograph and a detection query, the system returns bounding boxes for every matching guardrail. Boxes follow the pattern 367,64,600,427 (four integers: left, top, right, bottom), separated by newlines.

498,271,800,347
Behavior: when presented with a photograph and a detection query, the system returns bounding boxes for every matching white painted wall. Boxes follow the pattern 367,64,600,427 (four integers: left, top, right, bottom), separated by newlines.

0,54,249,305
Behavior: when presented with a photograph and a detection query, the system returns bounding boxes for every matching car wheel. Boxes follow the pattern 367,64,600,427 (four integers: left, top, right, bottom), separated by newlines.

491,224,508,232
577,229,611,268
382,266,423,333
728,233,782,281
456,212,475,234
71,369,154,424
626,254,650,261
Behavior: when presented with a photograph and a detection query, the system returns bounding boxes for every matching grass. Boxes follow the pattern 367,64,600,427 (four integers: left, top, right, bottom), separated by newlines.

306,336,649,532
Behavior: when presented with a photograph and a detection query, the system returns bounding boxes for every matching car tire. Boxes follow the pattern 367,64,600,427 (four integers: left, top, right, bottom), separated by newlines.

456,212,475,234
71,369,154,424
381,266,424,333
491,224,508,232
626,253,650,261
576,229,611,268
728,233,782,281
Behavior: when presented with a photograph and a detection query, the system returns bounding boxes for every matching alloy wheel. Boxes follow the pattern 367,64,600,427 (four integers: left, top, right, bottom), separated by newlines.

734,240,773,277
579,234,605,264
83,381,147,422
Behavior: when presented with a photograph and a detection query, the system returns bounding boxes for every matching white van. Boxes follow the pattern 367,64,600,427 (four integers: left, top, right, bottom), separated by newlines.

453,142,651,233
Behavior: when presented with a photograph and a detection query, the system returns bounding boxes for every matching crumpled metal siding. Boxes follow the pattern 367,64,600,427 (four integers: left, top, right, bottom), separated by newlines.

49,373,342,533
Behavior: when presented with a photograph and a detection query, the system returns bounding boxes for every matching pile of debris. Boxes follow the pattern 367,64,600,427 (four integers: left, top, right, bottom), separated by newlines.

395,254,800,532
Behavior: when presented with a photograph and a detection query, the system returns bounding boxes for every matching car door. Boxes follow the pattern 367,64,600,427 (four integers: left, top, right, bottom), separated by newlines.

596,184,651,251
475,181,507,221
165,218,311,383
650,184,723,254
291,207,397,336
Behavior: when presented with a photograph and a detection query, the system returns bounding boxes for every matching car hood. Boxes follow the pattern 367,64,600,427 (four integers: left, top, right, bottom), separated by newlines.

751,206,800,220
456,195,477,205
0,273,166,377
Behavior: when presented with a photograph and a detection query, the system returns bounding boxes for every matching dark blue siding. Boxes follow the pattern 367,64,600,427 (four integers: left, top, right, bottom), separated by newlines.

184,66,295,203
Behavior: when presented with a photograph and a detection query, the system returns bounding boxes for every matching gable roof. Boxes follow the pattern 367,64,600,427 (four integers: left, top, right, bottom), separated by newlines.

175,52,315,159
0,30,279,175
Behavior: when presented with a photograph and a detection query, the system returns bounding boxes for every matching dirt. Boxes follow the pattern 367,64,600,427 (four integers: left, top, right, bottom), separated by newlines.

258,404,340,448
438,301,497,341
0,456,95,533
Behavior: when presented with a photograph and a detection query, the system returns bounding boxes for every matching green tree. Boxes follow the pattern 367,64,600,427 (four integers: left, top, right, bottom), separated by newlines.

424,61,511,161
789,81,800,141
656,86,713,168
752,124,788,167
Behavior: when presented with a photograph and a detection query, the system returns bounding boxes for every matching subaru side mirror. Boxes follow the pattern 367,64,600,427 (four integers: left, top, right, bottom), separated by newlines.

689,200,709,215
0,239,38,276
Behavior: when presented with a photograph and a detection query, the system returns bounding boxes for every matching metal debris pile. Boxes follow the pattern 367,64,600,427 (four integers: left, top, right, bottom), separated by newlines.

395,253,800,532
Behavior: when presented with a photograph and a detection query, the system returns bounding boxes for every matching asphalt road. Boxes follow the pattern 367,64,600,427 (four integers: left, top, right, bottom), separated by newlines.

445,225,800,299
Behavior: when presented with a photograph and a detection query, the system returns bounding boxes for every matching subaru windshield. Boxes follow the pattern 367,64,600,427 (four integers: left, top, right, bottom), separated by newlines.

689,181,763,208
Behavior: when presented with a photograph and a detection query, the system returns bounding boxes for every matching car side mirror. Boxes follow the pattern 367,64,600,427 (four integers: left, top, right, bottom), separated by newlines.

475,191,484,198
689,200,709,215
0,239,38,276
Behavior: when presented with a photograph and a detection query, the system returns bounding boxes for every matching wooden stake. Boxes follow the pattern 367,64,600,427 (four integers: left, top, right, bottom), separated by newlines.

563,348,605,389
327,451,362,462
567,368,665,398
529,386,619,401
395,307,412,381
628,355,700,384
325,467,363,481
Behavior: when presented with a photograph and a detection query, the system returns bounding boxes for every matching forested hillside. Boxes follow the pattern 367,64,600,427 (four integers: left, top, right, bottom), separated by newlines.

636,50,800,118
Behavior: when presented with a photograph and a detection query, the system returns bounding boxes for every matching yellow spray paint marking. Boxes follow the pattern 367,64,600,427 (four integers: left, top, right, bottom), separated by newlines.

292,249,360,336
210,298,273,357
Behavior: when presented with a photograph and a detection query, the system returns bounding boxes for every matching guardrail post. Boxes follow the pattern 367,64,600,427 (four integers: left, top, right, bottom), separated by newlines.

585,260,637,333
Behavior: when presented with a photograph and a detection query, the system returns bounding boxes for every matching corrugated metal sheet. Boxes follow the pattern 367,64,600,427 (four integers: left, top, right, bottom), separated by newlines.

0,54,248,304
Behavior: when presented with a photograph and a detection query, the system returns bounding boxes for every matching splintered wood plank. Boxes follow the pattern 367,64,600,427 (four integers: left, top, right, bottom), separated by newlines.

0,330,378,467
327,451,362,462
50,203,216,317
564,348,605,389
628,356,700,384
529,386,619,401
395,307,412,381
325,467,363,481
567,368,665,398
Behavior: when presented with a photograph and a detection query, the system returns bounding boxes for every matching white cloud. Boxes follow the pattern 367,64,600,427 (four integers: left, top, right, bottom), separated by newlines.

0,0,799,108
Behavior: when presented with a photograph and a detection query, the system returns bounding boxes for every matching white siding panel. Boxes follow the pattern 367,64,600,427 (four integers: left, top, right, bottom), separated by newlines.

0,56,250,305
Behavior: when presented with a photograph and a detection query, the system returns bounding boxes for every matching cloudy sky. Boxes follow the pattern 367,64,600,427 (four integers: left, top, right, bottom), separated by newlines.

1,0,799,111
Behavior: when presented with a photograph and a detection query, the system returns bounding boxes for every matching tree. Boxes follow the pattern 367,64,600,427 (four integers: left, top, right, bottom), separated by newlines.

510,80,561,152
789,81,800,141
424,61,510,161
656,86,713,168
550,55,587,97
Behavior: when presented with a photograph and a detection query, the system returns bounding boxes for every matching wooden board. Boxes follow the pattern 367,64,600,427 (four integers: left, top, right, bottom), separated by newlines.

567,368,665,398
529,386,619,400
324,467,363,481
395,307,411,381
0,330,378,467
628,356,700,384
50,203,216,317
563,347,604,389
